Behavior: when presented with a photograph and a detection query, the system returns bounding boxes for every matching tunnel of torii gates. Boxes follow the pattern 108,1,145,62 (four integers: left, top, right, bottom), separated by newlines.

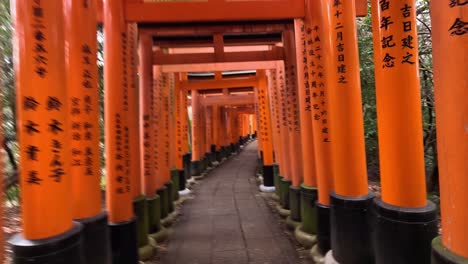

1,0,466,263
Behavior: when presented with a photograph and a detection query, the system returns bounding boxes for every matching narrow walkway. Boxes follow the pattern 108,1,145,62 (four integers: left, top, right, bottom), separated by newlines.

160,141,305,264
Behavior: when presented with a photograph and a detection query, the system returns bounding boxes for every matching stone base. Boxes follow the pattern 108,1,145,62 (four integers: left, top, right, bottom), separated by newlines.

432,236,468,264
324,251,340,264
149,228,169,243
259,184,276,193
178,188,192,196
138,244,154,261
161,211,178,227
276,204,291,218
8,223,84,264
310,245,326,264
294,224,317,249
285,215,301,231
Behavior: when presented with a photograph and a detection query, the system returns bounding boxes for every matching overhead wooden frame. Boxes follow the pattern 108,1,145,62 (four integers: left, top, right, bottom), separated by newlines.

161,61,280,73
181,76,257,90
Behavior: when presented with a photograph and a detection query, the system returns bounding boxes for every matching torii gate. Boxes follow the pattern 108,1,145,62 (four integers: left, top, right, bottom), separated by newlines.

6,1,467,264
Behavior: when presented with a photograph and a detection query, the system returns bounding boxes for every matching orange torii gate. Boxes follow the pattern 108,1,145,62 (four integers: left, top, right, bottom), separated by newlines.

7,0,466,264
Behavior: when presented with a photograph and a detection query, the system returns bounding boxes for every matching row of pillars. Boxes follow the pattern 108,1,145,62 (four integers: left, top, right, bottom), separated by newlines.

5,0,254,263
254,1,467,264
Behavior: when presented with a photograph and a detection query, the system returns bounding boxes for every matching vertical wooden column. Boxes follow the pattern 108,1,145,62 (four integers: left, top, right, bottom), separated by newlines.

10,1,84,262
267,69,283,195
65,0,111,262
276,63,293,209
180,74,191,185
190,90,202,176
212,104,221,161
294,18,320,235
305,0,335,254
430,2,468,263
173,74,185,193
254,92,263,161
283,27,304,222
138,34,160,241
257,70,275,191
327,0,373,263
205,105,215,165
371,0,437,262
103,0,138,262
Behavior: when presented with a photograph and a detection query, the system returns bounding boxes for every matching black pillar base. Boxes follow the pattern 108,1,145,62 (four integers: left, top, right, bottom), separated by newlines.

178,170,186,190
432,236,468,264
191,160,201,176
300,185,318,235
170,169,180,201
165,182,175,214
373,197,437,264
273,164,280,196
109,218,139,264
147,195,161,234
157,186,169,219
289,185,301,222
279,178,292,209
316,202,331,255
330,192,375,264
76,212,111,264
133,196,149,248
9,222,84,264
262,165,274,187
183,152,192,180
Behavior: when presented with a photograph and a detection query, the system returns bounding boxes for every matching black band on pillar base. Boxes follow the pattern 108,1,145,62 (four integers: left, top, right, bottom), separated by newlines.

9,222,84,264
109,217,139,264
373,197,437,264
289,185,301,222
165,182,175,213
432,236,468,264
279,178,292,209
300,185,318,235
191,160,201,176
133,196,149,248
183,153,192,180
76,211,111,264
262,165,274,187
157,186,169,219
330,192,375,264
316,202,331,255
178,170,186,190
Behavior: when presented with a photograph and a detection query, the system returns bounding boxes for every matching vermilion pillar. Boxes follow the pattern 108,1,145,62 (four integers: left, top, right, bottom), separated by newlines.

283,27,304,222
205,105,215,165
180,78,191,190
163,73,176,214
212,104,221,162
138,34,160,242
275,63,293,209
191,90,203,176
306,0,335,254
267,69,283,196
257,70,275,192
103,0,138,262
174,74,186,193
65,0,110,262
9,1,83,262
371,0,437,262
294,18,320,236
328,0,373,262
431,2,468,263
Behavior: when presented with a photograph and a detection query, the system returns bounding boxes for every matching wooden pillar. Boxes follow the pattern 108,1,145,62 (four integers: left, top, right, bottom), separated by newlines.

283,27,304,222
257,70,275,191
138,33,160,239
9,1,84,262
173,73,185,193
305,0,335,254
430,1,468,262
370,0,437,262
180,74,191,184
65,0,111,262
212,104,221,155
190,90,203,175
327,0,373,262
103,0,138,262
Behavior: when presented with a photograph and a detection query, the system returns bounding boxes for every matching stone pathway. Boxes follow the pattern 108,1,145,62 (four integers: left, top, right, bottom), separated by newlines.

160,141,308,264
